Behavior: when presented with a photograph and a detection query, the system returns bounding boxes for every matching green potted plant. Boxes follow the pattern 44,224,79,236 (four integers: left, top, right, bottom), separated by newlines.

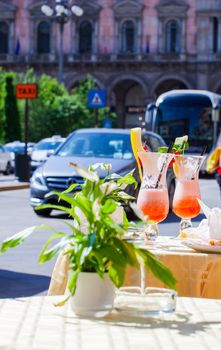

0,162,176,316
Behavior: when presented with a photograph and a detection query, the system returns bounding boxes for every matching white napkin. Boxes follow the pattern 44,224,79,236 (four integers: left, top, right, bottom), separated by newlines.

198,199,221,240
181,219,209,240
180,200,221,241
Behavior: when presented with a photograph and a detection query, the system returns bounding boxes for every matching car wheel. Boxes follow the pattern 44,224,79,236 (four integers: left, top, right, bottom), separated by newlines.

3,162,12,175
34,208,52,217
168,180,175,211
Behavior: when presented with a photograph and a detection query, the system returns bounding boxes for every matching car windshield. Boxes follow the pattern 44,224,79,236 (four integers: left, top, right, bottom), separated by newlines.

57,132,133,160
34,141,62,151
5,145,25,153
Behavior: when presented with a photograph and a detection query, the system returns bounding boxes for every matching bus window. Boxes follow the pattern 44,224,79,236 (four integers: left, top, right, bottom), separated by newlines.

152,91,221,154
194,108,213,138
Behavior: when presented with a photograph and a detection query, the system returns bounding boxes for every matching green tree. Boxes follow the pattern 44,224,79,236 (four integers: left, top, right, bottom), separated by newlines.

4,74,21,142
4,70,116,142
70,75,116,128
28,74,69,141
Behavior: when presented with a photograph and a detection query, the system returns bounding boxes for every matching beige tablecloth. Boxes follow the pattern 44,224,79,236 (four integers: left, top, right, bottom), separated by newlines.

48,238,221,299
0,295,221,349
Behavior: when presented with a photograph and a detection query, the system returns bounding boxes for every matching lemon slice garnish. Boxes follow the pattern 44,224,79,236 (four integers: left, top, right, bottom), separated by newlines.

130,127,143,181
173,162,179,177
174,135,188,148
173,135,188,177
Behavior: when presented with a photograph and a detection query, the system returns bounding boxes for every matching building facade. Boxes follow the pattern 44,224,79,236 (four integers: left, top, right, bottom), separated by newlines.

0,0,221,127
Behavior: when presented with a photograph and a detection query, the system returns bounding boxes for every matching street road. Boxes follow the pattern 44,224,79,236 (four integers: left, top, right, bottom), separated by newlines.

0,178,220,297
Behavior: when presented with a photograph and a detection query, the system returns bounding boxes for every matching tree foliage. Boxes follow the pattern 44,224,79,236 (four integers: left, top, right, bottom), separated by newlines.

4,73,21,142
27,73,116,142
0,69,116,143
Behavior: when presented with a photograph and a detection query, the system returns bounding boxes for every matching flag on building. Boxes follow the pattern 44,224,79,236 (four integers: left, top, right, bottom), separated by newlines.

15,39,20,55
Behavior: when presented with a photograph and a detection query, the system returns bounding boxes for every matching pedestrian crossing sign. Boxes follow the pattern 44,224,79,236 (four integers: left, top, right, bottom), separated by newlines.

88,89,106,108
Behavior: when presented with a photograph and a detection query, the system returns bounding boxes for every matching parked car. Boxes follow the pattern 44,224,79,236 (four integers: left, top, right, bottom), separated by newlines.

30,128,175,217
0,145,13,175
4,141,35,170
30,135,65,172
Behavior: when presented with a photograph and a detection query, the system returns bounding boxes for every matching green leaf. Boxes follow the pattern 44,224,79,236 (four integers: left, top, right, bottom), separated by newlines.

73,193,92,218
38,232,67,263
63,183,82,194
0,225,49,253
108,263,126,287
100,244,127,267
57,192,77,206
136,248,177,289
79,246,93,265
102,199,117,214
129,202,149,223
117,172,137,187
54,295,71,307
158,146,168,153
36,204,72,216
68,269,80,295
113,238,139,269
39,238,70,264
105,173,121,180
115,191,135,201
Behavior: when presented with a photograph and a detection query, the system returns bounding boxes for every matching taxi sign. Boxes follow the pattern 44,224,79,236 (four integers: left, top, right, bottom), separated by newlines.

16,83,38,99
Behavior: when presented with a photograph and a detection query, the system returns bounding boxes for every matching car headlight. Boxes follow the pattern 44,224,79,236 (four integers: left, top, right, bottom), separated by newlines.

30,167,48,190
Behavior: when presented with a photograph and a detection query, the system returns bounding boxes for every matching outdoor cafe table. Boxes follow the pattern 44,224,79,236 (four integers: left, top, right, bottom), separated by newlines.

48,237,221,299
0,295,221,349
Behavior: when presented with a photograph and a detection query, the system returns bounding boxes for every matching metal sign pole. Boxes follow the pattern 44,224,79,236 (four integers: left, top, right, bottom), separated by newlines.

24,99,29,157
16,83,38,182
95,109,99,127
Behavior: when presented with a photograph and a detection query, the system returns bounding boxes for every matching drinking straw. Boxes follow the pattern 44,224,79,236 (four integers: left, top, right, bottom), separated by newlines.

201,145,207,156
191,145,207,180
155,143,173,189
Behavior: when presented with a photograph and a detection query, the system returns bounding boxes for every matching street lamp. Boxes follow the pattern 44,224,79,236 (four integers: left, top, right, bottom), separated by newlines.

41,0,83,83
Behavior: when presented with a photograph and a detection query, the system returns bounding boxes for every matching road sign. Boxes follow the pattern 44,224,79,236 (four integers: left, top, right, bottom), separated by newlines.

88,89,106,108
16,83,38,99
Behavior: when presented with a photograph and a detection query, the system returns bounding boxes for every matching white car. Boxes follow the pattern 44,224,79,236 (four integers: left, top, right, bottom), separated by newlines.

0,145,13,175
31,135,65,172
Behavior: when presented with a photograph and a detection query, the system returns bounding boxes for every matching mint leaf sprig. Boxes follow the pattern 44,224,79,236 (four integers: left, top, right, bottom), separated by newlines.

158,141,189,154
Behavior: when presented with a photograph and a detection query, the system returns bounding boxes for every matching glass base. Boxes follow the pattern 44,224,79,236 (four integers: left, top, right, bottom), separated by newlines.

180,219,192,234
114,287,177,317
144,223,159,241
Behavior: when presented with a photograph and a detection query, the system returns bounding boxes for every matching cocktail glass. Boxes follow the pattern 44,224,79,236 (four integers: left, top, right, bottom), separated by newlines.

172,154,205,234
137,151,173,240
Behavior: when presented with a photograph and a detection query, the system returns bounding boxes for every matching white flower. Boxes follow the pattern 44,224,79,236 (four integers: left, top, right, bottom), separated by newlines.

119,183,127,190
92,199,101,220
101,163,112,172
69,162,99,182
100,181,118,195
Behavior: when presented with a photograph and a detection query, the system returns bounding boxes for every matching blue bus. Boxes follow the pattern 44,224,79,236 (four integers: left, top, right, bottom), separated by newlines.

146,90,221,154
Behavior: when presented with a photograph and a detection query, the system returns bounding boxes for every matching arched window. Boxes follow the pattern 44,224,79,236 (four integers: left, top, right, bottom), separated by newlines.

121,20,135,53
37,21,50,54
165,20,180,53
213,17,218,53
0,22,9,54
79,21,93,54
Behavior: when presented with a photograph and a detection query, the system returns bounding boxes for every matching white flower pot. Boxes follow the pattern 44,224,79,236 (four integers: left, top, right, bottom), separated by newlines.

70,272,116,317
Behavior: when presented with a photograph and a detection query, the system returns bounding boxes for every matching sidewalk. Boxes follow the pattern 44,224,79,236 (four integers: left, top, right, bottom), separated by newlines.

0,175,30,191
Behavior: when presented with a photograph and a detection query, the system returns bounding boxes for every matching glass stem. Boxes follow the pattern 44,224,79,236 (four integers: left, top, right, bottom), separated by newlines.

140,263,146,295
180,218,192,233
145,222,159,241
